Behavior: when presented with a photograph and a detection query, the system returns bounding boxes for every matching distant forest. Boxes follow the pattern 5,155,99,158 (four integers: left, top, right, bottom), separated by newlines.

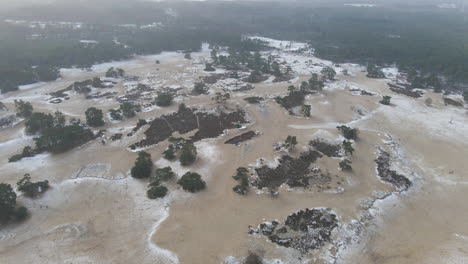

1,1,468,92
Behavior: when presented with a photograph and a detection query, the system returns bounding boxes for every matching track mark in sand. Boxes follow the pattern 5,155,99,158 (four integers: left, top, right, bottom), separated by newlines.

71,163,125,180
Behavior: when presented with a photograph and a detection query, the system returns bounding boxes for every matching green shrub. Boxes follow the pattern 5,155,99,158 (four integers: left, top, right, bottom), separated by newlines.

380,96,392,105
131,151,153,179
154,167,175,182
155,92,173,107
339,159,352,171
179,143,197,166
177,172,206,193
147,185,168,199
336,125,358,140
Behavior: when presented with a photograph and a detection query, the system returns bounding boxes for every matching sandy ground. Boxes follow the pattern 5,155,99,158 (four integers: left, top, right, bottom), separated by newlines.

0,38,467,264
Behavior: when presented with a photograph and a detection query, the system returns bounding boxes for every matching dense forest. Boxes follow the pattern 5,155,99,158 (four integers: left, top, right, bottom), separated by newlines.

1,1,468,93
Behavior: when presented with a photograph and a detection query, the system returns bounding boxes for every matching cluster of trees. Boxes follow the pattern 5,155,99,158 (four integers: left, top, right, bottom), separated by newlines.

105,67,125,78
232,167,250,195
3,1,468,93
210,42,288,83
209,39,270,75
10,101,94,161
300,74,325,93
275,86,306,110
336,126,357,172
85,107,105,127
147,167,175,199
109,102,139,121
321,67,336,81
17,174,50,198
0,183,28,224
366,64,385,79
129,151,205,198
163,137,198,166
408,70,443,92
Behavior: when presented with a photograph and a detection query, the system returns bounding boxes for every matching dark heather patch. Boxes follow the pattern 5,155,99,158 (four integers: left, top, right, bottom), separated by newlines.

224,131,257,145
253,150,323,189
191,110,247,141
49,85,73,98
273,75,295,83
230,84,254,92
443,97,463,107
250,208,338,254
388,83,423,98
111,134,123,141
85,92,117,100
130,108,247,149
203,74,226,84
310,139,342,157
375,151,412,191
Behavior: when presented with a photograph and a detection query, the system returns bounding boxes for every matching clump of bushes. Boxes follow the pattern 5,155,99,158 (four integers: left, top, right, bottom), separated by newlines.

380,96,392,105
154,91,174,107
339,159,352,171
275,86,306,109
192,82,208,95
131,151,153,179
153,167,176,182
163,137,198,166
146,167,175,200
232,167,250,195
0,183,29,224
283,135,298,150
9,146,36,163
301,105,311,117
336,125,358,140
109,102,140,121
17,174,50,197
204,63,216,72
105,67,125,78
177,172,206,193
85,107,105,127
342,140,355,156
244,97,264,104
14,100,33,118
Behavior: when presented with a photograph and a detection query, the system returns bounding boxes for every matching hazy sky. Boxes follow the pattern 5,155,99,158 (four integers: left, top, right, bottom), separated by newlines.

0,0,464,10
